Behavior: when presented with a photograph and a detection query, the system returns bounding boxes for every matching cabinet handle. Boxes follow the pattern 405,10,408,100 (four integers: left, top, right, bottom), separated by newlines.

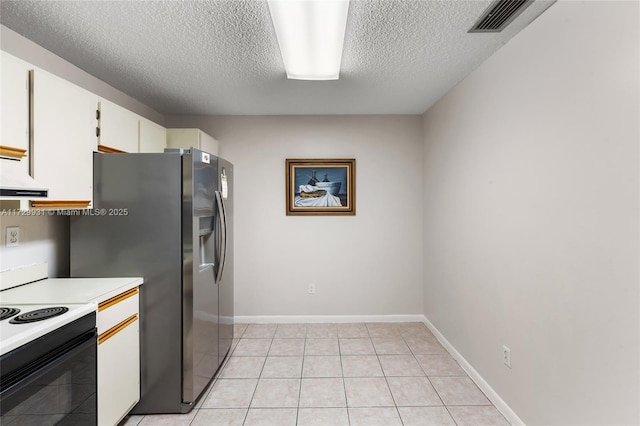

98,314,138,345
98,287,139,311
0,145,27,159
97,144,127,154
30,200,91,208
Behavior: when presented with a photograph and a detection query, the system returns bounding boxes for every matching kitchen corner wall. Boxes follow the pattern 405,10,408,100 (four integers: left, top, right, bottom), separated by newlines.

165,115,425,318
421,1,639,425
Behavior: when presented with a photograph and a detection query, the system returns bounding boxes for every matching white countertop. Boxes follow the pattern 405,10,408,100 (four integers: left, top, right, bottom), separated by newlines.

0,277,143,305
0,274,143,356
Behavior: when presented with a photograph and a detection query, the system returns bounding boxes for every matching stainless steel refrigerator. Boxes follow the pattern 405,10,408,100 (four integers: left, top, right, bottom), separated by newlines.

70,148,233,414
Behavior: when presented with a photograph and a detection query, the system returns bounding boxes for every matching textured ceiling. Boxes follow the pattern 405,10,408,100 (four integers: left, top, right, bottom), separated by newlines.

0,0,555,115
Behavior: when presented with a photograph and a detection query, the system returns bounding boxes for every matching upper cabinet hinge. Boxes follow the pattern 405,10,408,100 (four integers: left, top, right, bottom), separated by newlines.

96,109,100,120
96,127,100,137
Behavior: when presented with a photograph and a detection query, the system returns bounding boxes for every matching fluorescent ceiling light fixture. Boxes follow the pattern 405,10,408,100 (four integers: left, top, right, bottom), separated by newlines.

267,0,350,80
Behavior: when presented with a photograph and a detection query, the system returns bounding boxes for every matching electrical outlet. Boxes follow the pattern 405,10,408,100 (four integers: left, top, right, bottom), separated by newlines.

6,227,20,247
308,283,315,294
503,345,512,368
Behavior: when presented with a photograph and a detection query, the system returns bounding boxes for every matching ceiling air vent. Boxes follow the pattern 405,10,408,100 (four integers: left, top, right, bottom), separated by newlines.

469,0,534,33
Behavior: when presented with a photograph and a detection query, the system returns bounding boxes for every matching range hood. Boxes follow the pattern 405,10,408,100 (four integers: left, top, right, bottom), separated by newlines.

0,157,48,199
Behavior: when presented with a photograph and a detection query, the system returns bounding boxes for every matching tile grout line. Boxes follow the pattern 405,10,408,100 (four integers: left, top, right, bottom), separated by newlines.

400,328,459,426
242,325,275,425
295,325,308,425
375,326,406,426
337,328,351,425
190,354,230,425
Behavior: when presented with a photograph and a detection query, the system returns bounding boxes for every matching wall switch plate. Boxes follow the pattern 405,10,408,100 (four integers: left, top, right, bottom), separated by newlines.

308,283,315,294
6,226,20,247
503,345,512,368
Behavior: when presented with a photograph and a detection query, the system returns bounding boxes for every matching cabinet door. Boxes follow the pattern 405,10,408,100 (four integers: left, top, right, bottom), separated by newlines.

31,69,96,207
98,99,139,153
198,131,219,155
1,52,30,157
98,318,140,426
1,52,31,200
166,128,199,150
139,118,166,153
166,128,219,155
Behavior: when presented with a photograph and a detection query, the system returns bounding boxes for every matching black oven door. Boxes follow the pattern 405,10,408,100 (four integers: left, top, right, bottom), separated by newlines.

0,313,97,426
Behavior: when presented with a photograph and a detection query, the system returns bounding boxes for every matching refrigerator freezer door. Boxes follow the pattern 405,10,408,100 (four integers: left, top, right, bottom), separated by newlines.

182,149,219,406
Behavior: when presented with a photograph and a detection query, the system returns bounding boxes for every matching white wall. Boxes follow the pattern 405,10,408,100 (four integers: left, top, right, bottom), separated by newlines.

0,214,69,278
421,1,639,425
166,115,425,319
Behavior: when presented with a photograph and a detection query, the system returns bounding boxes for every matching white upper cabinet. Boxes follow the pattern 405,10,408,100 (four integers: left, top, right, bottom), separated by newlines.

0,52,32,208
98,100,166,153
1,52,30,157
97,99,139,153
166,128,219,156
199,130,219,155
139,118,166,153
1,49,166,208
31,68,96,208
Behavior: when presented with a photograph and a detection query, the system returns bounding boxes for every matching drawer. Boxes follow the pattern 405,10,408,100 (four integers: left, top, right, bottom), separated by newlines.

97,287,139,335
98,315,140,426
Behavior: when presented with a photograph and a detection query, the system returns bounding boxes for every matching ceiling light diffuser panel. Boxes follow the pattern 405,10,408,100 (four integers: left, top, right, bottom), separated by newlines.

267,0,350,80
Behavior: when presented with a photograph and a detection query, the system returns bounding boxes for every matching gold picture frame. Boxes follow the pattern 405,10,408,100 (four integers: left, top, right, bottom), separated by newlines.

286,158,356,216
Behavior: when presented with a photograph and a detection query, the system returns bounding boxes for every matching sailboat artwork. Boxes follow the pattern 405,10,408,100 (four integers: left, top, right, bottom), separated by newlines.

286,158,356,216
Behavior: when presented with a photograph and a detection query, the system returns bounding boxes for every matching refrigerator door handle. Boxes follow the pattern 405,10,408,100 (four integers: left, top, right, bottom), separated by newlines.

215,190,228,284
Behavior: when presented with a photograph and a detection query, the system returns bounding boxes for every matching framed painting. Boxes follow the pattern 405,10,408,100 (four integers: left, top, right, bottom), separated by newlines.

285,158,356,216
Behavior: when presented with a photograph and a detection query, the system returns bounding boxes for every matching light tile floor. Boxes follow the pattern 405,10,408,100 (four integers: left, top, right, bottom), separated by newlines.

120,323,510,426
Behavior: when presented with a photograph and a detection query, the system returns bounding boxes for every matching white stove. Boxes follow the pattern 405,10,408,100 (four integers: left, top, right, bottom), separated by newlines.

0,264,97,356
0,302,95,355
0,263,141,425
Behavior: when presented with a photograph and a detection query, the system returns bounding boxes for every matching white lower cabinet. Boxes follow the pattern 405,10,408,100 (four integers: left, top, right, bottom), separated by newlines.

97,288,140,426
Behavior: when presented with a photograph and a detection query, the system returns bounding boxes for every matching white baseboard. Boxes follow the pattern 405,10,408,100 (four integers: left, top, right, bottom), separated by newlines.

234,314,426,324
422,316,525,426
